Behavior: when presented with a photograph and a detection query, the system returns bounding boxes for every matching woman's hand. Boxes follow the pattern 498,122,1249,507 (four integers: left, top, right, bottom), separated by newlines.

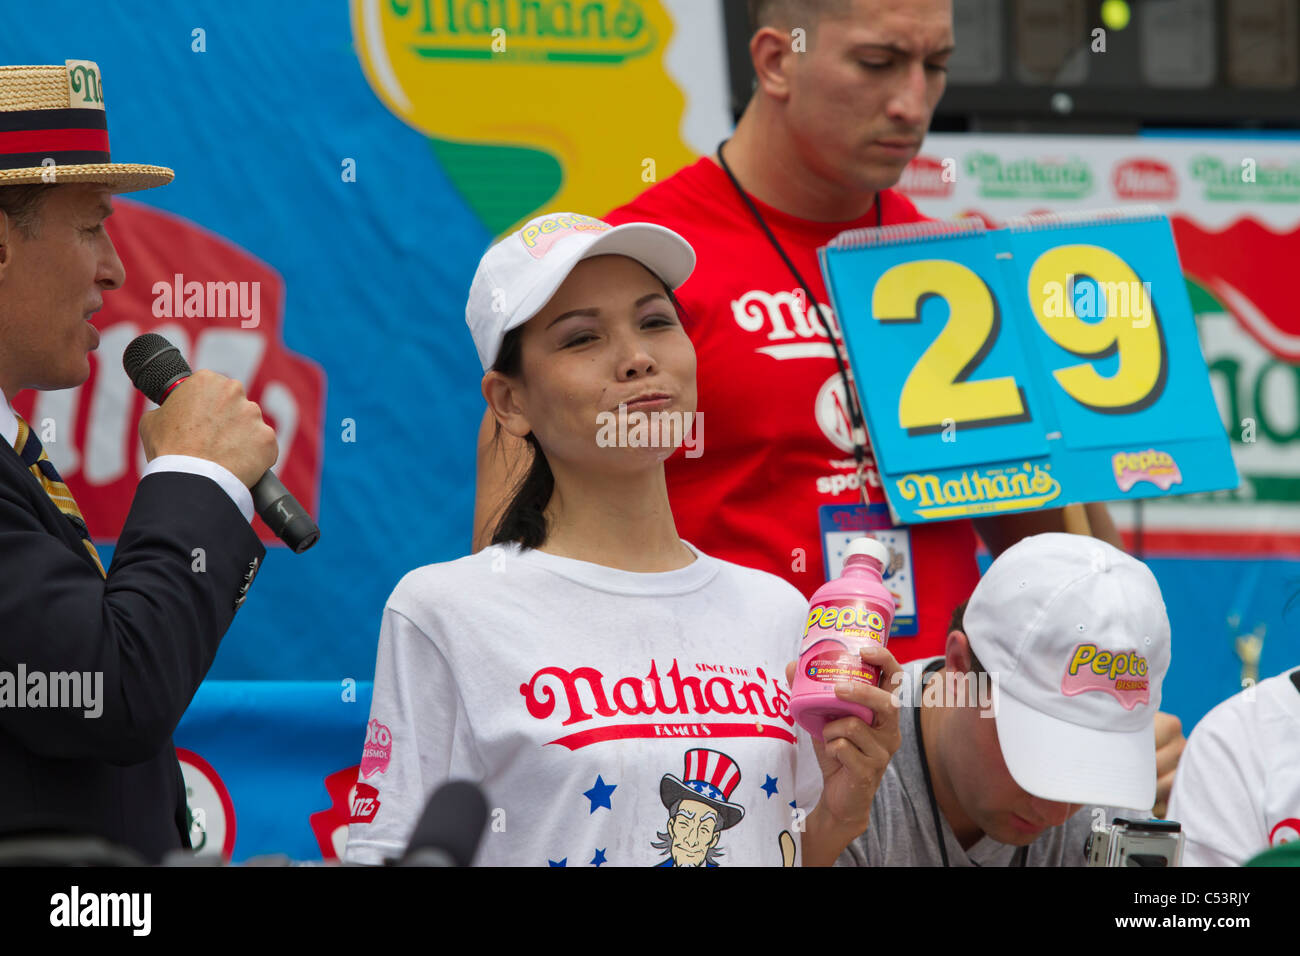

787,642,903,866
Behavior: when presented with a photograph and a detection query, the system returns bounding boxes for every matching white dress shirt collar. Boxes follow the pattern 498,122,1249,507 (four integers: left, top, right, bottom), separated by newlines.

1,398,18,449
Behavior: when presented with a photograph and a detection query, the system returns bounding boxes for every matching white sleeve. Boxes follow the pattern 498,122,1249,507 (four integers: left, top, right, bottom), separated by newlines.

1167,701,1265,867
344,605,468,866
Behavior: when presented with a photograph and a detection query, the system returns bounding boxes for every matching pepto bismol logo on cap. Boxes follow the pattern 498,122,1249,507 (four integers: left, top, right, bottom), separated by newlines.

520,213,610,259
1061,643,1150,710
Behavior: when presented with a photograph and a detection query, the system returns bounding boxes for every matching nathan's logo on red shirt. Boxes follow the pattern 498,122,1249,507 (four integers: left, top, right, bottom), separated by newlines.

520,659,794,751
731,287,840,360
13,198,326,546
898,156,955,198
1113,159,1178,200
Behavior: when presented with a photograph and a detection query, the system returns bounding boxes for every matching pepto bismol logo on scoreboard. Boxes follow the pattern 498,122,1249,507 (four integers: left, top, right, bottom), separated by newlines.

965,152,1094,200
388,0,656,62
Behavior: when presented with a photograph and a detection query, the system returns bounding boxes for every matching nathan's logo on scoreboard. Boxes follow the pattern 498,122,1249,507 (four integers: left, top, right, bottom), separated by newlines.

1190,155,1300,203
1112,159,1177,201
895,462,1061,519
964,152,1093,200
387,0,655,62
898,156,954,199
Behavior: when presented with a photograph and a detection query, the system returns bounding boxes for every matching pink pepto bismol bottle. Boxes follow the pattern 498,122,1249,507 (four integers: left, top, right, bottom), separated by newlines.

790,536,895,739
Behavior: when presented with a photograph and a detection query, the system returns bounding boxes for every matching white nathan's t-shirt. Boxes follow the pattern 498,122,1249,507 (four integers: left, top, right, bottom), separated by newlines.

1167,667,1300,866
344,542,823,867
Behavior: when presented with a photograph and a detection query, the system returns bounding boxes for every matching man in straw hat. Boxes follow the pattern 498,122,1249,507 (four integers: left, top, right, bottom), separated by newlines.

0,61,278,862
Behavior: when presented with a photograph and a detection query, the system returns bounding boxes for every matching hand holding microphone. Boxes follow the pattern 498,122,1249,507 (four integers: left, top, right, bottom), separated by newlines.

137,368,276,489
124,333,320,552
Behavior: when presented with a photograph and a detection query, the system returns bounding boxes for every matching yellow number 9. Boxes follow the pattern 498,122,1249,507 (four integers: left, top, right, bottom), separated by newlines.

1027,245,1166,413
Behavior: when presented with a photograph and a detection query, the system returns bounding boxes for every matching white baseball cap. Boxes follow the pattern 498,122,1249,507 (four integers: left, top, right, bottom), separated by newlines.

465,212,696,371
963,533,1171,811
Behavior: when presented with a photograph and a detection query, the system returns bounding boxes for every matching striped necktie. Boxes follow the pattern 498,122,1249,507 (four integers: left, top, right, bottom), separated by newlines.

13,415,106,577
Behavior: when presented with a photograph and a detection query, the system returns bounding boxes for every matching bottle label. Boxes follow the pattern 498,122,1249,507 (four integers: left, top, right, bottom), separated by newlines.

804,649,881,687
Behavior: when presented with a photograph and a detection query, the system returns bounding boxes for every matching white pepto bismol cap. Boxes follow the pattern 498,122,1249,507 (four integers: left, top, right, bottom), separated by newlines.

963,533,1171,811
465,211,696,371
845,536,890,568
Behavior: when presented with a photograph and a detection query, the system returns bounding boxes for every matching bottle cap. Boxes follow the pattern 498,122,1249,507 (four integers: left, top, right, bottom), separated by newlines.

845,536,889,568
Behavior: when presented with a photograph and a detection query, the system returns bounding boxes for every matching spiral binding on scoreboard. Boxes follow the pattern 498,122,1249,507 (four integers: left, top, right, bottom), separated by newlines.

827,216,986,250
1005,204,1165,232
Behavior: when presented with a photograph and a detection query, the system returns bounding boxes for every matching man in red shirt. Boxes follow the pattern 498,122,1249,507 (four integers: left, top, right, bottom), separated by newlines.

476,0,1118,656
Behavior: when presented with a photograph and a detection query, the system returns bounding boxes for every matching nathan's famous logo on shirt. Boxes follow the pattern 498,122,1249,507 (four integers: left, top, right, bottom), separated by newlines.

520,213,610,259
1113,448,1183,493
1060,643,1150,710
360,718,392,779
520,659,793,750
895,462,1061,519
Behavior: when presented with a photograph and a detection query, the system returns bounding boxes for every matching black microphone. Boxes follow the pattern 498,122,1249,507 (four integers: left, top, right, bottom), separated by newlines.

123,333,320,553
399,780,489,867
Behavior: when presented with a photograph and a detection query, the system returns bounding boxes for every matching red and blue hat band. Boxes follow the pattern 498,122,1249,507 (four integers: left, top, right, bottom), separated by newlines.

0,107,111,170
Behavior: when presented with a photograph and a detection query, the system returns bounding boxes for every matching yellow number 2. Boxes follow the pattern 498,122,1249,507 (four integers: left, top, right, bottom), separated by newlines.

1027,245,1166,413
873,259,1026,432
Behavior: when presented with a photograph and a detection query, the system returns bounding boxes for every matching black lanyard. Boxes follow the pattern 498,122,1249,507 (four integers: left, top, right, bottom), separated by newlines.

715,140,879,500
915,661,1029,867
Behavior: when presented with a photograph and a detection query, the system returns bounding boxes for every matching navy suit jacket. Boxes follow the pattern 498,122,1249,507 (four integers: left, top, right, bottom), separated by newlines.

0,437,264,862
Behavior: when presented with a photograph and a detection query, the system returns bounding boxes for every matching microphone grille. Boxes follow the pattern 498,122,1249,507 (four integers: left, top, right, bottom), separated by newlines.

122,333,192,404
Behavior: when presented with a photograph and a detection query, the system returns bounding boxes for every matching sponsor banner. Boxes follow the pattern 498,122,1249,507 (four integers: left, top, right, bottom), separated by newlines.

175,680,374,863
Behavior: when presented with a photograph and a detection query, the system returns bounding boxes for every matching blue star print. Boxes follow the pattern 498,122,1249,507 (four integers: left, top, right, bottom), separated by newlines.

548,858,567,867
761,775,779,799
590,848,607,867
584,775,616,813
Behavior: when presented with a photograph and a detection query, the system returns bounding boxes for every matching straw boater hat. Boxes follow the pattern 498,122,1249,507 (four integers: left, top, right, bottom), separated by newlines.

0,60,172,193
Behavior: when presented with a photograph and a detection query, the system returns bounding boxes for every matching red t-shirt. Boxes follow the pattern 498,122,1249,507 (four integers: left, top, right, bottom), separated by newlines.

605,157,982,661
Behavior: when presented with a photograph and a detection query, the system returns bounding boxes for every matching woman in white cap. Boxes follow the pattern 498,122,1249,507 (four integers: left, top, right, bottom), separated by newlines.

345,212,901,867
